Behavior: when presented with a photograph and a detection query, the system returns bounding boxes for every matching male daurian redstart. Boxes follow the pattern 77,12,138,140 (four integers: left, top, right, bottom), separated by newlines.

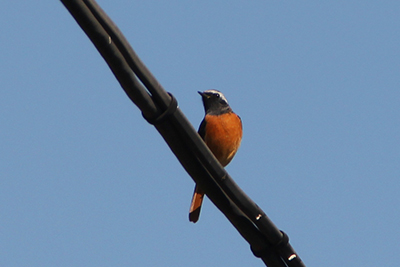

189,90,242,223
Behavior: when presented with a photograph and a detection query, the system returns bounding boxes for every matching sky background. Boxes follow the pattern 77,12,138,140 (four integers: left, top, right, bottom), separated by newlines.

1,1,399,266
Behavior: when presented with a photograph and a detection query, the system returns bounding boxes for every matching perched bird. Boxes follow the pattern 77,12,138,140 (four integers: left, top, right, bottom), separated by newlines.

189,89,243,223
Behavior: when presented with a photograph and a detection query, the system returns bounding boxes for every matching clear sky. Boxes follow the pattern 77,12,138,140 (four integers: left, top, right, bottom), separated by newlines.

1,1,399,266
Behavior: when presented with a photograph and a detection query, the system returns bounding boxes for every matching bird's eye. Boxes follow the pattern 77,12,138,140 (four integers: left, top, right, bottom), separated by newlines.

215,93,220,98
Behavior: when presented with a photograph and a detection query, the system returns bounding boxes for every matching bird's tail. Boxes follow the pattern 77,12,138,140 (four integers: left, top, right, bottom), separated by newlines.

189,185,204,223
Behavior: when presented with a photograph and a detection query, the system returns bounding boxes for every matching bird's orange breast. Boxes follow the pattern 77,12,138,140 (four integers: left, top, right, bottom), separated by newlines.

203,113,242,167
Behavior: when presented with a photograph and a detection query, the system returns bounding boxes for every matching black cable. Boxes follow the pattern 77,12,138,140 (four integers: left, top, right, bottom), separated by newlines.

82,0,171,109
60,0,158,119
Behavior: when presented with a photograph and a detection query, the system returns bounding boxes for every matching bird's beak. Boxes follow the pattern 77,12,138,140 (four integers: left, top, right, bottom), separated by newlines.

198,91,209,98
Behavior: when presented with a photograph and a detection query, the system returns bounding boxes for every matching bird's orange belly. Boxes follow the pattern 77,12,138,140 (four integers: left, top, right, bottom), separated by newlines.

203,113,242,167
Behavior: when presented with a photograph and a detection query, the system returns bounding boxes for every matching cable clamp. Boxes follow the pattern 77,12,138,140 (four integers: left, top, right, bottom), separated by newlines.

143,92,177,125
274,231,289,250
251,245,272,258
250,231,289,258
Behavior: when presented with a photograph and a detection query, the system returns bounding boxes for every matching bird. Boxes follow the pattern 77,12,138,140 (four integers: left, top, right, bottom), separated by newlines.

189,89,243,223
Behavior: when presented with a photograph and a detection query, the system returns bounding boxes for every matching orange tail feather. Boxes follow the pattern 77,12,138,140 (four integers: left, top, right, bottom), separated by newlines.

189,185,204,223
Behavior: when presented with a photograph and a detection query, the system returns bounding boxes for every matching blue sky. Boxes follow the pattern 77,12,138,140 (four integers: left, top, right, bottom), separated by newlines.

1,1,399,266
